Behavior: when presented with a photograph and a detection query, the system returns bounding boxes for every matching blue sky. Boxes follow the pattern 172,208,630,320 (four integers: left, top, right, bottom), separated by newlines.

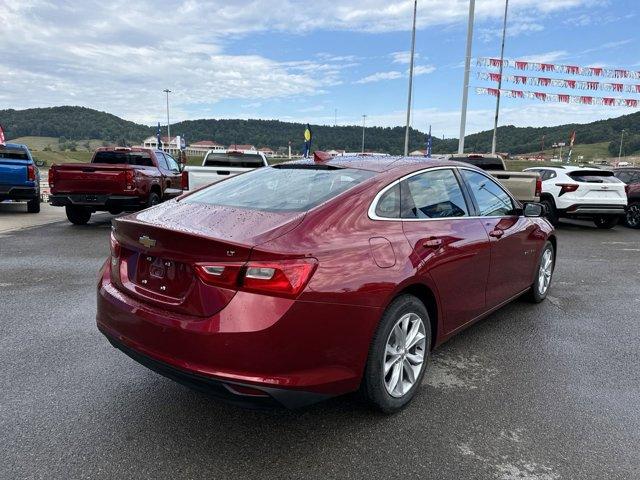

1,1,639,137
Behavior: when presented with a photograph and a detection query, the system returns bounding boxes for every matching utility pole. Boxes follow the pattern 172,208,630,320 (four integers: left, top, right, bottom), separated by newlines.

491,0,509,155
361,115,367,153
163,89,171,152
458,0,476,154
619,129,626,161
404,0,418,157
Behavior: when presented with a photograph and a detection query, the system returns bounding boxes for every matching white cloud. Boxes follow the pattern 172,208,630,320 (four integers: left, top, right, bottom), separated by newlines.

414,65,436,76
355,71,404,84
517,51,570,63
391,51,420,64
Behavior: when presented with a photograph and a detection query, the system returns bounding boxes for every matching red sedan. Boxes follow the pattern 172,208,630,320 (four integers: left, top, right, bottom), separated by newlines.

97,155,556,412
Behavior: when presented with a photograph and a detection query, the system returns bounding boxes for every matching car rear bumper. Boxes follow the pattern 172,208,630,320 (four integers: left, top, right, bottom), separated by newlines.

50,193,143,211
0,185,38,200
96,265,380,408
562,204,627,216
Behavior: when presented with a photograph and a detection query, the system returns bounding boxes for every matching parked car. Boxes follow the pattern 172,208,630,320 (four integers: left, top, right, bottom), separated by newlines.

0,143,42,213
49,147,183,225
98,156,556,413
524,166,627,229
450,153,541,204
182,149,268,191
614,167,640,228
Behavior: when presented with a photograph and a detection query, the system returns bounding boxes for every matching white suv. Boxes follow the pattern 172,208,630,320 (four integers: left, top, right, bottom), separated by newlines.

524,166,627,229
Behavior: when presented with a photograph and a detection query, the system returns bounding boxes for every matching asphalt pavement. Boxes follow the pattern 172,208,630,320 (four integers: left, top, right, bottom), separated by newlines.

1,214,639,479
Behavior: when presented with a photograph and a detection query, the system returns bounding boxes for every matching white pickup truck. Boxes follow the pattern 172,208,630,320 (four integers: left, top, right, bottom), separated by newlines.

450,154,541,204
182,150,269,191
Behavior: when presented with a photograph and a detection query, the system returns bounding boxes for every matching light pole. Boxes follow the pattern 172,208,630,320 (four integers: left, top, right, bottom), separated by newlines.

458,0,476,154
361,115,367,153
619,129,626,161
491,0,509,155
404,0,418,157
163,88,171,151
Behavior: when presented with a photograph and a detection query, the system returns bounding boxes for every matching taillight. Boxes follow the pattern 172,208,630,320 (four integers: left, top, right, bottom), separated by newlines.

195,263,244,288
48,168,56,188
242,260,318,298
181,170,189,191
27,164,36,182
125,170,136,190
535,177,542,197
195,258,318,298
556,183,579,196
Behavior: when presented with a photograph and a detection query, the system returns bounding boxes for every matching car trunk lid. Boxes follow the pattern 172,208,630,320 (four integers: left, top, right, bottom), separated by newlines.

568,171,627,201
110,200,306,317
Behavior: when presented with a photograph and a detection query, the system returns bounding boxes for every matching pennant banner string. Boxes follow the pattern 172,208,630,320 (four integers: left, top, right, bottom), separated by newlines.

477,72,640,94
475,87,639,108
477,57,640,80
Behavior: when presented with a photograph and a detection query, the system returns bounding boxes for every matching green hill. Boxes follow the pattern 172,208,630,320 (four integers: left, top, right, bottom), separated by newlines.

2,105,640,157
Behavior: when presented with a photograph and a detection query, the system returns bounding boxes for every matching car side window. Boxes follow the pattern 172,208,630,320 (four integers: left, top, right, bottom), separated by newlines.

375,183,400,218
165,154,180,172
155,152,169,170
461,169,515,217
400,169,469,219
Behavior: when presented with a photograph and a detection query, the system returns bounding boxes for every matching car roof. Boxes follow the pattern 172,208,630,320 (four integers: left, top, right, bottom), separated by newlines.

0,142,28,150
284,155,461,173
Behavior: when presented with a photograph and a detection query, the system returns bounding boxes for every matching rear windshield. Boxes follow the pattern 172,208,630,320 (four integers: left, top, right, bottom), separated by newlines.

185,165,374,212
0,147,29,160
93,151,154,167
459,156,505,171
568,170,622,183
203,153,265,168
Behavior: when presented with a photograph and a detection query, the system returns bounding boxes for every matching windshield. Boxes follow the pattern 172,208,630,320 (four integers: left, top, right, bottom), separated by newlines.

93,151,153,166
185,165,374,212
0,147,29,160
203,153,265,168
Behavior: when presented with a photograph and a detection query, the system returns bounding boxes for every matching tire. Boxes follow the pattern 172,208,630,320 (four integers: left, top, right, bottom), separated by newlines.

108,208,123,215
593,215,618,229
361,294,431,414
26,197,40,213
65,205,91,225
526,241,554,303
541,198,558,226
624,202,640,229
146,192,160,208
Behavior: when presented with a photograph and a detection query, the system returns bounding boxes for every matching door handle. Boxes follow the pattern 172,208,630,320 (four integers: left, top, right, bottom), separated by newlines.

423,237,443,249
489,228,504,239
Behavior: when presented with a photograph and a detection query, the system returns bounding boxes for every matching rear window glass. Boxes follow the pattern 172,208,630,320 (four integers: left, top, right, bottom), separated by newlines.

185,166,374,212
568,170,622,183
93,151,153,167
459,156,505,171
204,153,265,168
0,147,29,160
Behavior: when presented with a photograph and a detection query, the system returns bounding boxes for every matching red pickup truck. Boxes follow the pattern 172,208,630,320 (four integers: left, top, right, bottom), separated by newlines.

49,147,184,225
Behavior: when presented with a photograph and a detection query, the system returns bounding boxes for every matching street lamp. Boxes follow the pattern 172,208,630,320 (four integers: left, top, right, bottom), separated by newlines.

163,89,171,151
618,129,626,162
491,0,509,155
362,115,367,153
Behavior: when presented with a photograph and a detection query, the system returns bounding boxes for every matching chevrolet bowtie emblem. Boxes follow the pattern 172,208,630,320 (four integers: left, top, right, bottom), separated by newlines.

139,235,157,248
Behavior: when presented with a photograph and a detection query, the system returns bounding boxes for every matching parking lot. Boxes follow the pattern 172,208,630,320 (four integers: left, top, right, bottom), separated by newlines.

1,214,639,480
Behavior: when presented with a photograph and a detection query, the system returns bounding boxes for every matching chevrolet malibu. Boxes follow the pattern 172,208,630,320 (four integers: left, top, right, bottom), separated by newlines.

97,155,556,413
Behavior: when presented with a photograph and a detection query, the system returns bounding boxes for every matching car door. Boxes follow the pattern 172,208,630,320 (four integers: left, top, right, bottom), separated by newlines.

400,168,491,334
163,153,183,189
460,168,538,308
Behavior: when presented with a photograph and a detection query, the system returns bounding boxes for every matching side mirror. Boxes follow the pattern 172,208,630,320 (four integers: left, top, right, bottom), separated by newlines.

35,160,46,167
524,203,543,218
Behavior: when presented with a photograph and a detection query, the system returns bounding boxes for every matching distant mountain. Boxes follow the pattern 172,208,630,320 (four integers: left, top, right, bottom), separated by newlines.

2,105,639,157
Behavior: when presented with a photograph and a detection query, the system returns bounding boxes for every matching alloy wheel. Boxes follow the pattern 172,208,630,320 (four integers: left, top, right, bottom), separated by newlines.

538,249,553,295
627,204,640,228
383,313,426,398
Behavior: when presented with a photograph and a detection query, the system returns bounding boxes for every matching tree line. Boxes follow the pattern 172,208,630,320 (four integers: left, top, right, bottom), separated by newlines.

2,105,639,156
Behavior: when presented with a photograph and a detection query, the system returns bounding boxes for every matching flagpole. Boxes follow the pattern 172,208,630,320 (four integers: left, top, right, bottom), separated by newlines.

491,0,509,155
404,0,418,157
163,88,171,152
458,0,475,154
